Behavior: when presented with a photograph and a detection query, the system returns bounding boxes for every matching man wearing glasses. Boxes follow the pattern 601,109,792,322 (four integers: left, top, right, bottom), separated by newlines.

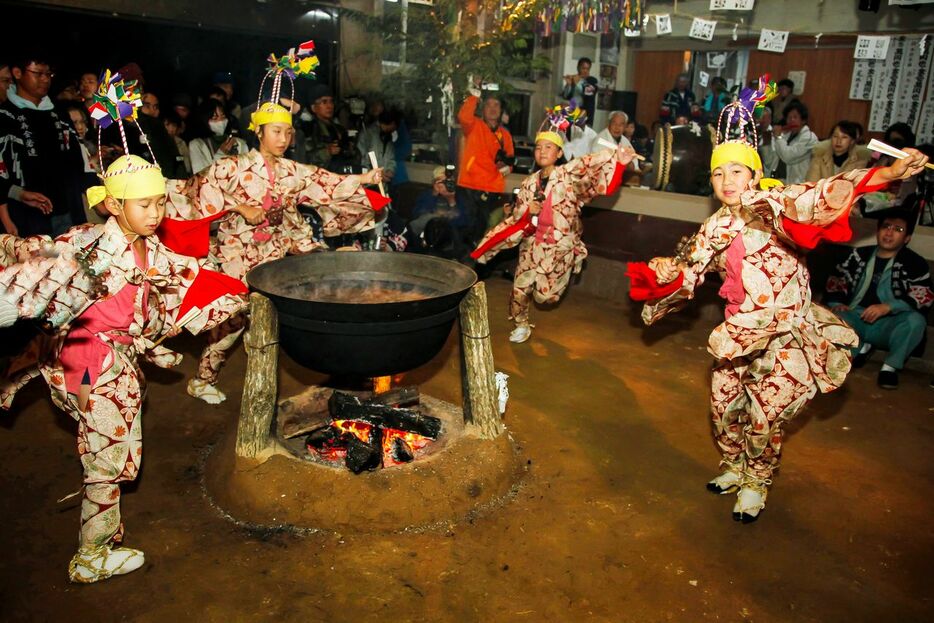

825,209,933,389
0,52,85,237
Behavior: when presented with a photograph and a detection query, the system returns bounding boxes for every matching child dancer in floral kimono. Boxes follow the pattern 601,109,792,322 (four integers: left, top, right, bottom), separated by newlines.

471,105,635,343
0,70,249,582
165,42,389,403
627,78,929,522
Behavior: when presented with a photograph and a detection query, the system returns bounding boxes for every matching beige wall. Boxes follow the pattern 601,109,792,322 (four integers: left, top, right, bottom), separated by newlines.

638,0,933,38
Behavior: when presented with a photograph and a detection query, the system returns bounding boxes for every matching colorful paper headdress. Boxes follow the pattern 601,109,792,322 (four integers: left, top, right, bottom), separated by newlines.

251,40,319,130
536,102,588,149
85,69,163,206
710,74,777,173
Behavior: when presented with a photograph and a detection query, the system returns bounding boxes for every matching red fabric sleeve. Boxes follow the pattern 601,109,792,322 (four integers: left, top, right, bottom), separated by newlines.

605,162,624,196
470,211,534,260
626,262,685,301
157,210,229,258
853,167,889,195
779,169,887,250
176,268,248,321
780,210,853,250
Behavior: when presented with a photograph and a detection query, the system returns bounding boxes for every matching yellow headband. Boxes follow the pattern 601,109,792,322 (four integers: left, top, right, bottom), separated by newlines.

535,131,564,150
249,102,292,131
710,142,762,173
86,155,165,207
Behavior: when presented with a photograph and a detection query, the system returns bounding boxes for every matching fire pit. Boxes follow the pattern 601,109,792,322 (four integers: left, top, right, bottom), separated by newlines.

246,252,477,377
200,253,518,533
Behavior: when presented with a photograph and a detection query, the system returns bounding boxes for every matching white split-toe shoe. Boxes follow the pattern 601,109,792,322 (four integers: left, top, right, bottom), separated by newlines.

68,544,145,584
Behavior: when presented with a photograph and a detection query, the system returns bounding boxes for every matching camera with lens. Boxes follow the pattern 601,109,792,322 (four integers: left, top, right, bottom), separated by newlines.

495,149,515,168
443,164,456,192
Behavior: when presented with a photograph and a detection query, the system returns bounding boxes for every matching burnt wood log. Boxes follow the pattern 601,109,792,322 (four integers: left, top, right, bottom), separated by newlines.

344,432,383,473
279,386,335,439
390,437,414,463
305,425,342,451
237,293,279,458
329,391,442,439
458,281,504,439
365,385,420,407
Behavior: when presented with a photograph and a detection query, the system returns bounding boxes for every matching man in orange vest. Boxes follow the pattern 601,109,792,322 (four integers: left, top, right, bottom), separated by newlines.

457,82,514,245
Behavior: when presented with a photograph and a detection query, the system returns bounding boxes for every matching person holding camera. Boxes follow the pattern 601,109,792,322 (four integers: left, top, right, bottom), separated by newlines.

188,99,247,174
303,83,357,173
410,165,469,239
457,80,515,245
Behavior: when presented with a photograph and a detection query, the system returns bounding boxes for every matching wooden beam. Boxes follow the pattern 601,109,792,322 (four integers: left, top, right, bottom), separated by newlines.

459,281,504,439
236,293,280,459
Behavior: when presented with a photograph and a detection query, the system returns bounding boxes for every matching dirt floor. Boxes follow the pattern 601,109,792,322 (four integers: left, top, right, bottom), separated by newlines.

1,277,932,622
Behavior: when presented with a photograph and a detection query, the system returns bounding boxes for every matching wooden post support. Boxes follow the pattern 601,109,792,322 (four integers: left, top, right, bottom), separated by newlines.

236,292,280,458
459,281,504,439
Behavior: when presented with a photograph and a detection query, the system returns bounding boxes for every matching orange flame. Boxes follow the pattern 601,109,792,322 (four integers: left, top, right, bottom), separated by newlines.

373,376,392,394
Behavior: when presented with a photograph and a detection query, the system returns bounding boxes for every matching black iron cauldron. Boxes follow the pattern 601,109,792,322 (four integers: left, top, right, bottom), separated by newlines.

246,252,477,377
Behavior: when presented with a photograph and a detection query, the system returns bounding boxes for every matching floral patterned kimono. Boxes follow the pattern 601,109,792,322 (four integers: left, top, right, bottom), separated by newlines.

164,149,388,385
471,148,623,325
640,168,885,479
0,219,247,548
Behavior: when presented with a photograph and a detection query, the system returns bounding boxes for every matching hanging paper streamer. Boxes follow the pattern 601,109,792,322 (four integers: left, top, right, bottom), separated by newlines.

758,29,789,54
710,0,754,8
87,70,142,129
854,35,891,60
623,0,643,30
689,18,717,41
537,0,644,36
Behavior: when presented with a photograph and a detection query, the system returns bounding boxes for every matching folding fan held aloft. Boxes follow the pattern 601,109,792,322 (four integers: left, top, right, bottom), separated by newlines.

536,102,588,149
711,74,778,173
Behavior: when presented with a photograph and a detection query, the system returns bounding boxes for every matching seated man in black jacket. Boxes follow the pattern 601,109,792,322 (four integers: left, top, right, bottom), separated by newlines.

825,209,933,389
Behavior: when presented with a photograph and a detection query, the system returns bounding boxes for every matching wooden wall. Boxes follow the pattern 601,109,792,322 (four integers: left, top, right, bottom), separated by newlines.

747,47,871,139
631,50,688,128
632,47,873,140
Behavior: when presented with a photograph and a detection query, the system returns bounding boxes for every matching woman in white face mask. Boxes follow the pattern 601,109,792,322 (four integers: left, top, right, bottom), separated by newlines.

188,99,248,175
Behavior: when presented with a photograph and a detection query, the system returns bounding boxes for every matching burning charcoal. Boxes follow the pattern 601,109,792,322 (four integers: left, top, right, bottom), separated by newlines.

306,425,343,451
329,391,442,440
367,422,383,450
390,437,414,463
343,433,382,474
